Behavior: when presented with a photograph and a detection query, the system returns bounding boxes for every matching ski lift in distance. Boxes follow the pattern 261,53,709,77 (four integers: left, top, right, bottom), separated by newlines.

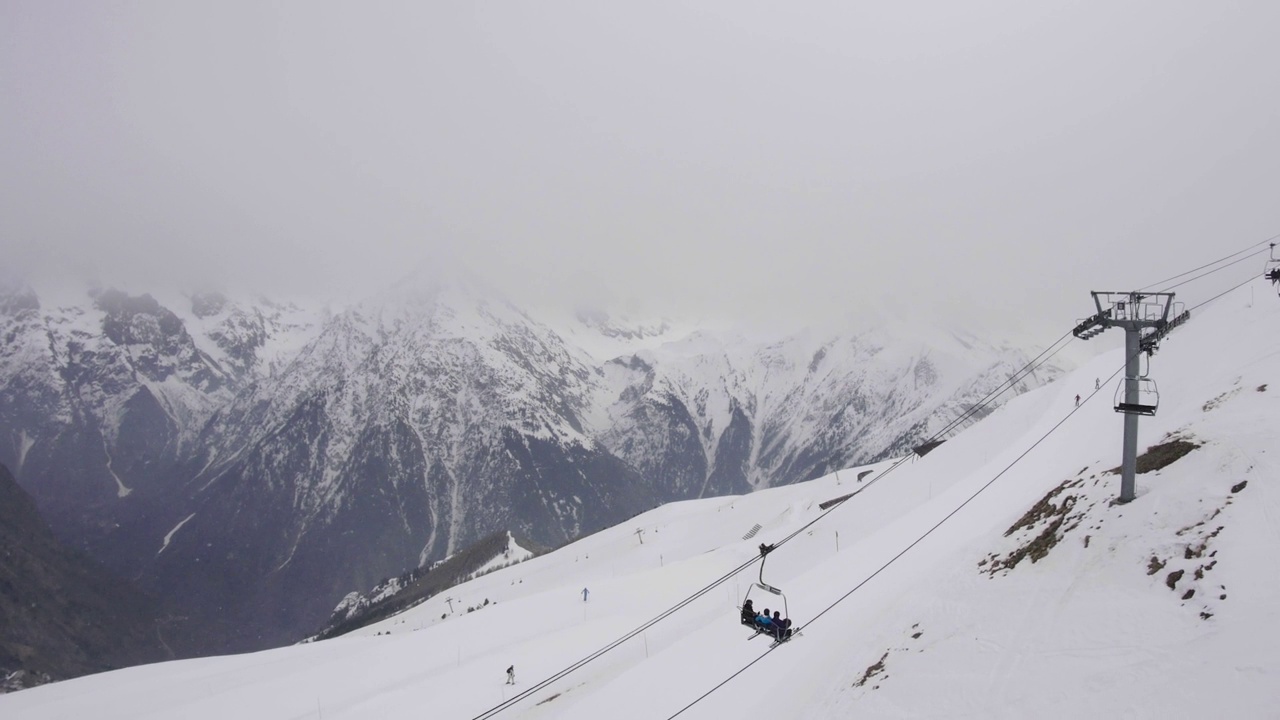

739,543,789,624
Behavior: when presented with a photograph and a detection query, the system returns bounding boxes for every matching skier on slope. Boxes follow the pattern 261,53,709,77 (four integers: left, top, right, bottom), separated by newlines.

506,665,515,685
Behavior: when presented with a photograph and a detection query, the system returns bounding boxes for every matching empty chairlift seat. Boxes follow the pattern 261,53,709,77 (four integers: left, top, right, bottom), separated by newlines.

1114,377,1159,416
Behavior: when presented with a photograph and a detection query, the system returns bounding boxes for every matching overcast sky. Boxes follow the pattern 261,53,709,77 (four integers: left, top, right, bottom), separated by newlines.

3,1,1278,332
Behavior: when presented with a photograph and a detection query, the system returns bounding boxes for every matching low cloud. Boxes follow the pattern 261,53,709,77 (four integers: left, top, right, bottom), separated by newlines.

4,1,1277,334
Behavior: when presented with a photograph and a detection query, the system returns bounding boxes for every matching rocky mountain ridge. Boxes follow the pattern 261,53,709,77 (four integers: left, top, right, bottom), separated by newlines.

312,530,545,642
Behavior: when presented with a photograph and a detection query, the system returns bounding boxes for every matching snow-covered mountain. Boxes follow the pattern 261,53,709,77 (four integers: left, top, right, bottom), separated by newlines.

0,277,1060,652
2,275,1273,718
587,324,1053,499
0,285,324,570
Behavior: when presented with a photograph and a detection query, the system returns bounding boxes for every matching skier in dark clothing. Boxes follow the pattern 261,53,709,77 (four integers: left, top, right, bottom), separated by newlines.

770,611,784,638
740,599,756,626
506,665,515,685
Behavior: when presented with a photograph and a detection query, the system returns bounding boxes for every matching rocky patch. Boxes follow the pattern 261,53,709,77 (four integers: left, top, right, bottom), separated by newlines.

980,478,1092,576
852,624,927,691
1202,387,1240,412
853,651,890,689
1143,478,1249,621
1107,434,1201,476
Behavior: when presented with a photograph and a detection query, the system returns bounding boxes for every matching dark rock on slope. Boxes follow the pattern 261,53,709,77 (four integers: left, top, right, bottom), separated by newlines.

0,464,169,692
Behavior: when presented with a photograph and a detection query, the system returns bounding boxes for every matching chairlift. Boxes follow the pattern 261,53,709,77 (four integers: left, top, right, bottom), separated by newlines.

1114,376,1159,416
738,543,789,627
1266,243,1280,290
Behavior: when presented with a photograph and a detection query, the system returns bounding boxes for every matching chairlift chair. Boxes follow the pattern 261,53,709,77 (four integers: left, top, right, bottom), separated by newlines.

1114,376,1159,416
1266,244,1280,291
739,543,789,627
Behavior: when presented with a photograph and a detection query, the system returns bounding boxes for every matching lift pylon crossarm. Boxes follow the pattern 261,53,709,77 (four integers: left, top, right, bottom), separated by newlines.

1140,309,1191,355
1072,308,1113,339
1087,291,1175,325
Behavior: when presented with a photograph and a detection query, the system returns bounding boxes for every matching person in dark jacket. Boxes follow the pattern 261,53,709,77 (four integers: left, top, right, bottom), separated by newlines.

770,612,784,639
740,599,755,625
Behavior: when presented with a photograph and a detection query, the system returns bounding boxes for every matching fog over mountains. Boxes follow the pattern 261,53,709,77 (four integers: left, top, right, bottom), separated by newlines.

0,277,1061,652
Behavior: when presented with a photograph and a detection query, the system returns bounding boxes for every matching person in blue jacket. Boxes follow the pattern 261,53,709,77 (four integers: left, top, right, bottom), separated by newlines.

755,608,774,633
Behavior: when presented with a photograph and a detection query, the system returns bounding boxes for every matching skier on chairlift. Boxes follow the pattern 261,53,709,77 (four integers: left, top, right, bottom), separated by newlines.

755,608,773,633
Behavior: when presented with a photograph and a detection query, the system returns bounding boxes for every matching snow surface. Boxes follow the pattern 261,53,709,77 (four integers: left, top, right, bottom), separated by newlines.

99,438,132,499
4,279,1279,719
16,430,34,475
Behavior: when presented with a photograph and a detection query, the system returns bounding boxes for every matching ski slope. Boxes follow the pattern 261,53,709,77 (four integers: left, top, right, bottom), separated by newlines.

4,278,1279,719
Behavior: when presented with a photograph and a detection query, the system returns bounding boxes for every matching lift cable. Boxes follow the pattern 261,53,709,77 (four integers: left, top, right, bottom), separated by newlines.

1186,270,1265,313
1153,247,1271,293
469,555,761,720
1138,233,1279,292
668,360,1129,719
768,328,1077,551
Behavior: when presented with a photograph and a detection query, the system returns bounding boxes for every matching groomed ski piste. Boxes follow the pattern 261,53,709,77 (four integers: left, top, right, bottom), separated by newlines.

4,277,1278,719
